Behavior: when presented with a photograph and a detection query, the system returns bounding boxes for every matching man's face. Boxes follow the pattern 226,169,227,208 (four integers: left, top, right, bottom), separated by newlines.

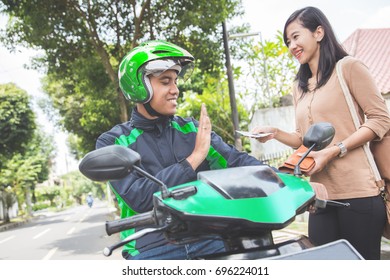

148,70,179,116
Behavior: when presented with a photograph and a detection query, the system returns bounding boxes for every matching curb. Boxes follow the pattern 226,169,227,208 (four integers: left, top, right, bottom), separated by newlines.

0,219,30,232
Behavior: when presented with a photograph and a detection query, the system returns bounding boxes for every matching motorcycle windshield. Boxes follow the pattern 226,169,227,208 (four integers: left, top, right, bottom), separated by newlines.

198,166,285,199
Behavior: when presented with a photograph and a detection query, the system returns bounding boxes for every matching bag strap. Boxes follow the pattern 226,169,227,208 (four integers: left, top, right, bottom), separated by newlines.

336,57,385,189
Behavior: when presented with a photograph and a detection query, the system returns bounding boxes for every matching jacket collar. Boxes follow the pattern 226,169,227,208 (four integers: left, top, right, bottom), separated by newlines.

130,107,172,132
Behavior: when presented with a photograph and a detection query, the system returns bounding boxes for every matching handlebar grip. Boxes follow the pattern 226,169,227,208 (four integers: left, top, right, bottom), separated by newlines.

105,211,155,236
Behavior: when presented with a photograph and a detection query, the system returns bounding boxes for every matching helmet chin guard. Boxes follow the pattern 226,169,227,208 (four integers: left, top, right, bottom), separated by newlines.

118,40,194,103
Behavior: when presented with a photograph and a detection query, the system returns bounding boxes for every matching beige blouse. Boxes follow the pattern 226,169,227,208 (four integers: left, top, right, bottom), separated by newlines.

292,57,390,200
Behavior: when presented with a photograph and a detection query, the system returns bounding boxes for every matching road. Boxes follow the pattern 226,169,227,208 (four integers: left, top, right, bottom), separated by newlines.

0,200,123,260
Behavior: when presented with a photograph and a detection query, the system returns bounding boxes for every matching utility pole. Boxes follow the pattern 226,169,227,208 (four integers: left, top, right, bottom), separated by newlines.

222,21,242,151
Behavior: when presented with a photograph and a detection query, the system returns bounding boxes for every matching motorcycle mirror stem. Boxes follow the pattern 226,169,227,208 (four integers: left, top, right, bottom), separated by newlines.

132,165,171,199
293,142,316,176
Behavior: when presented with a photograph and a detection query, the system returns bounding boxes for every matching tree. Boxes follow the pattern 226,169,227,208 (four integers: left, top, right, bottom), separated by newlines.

177,70,250,148
41,62,120,154
60,171,105,205
35,185,61,207
0,186,15,223
0,0,244,154
0,83,36,165
0,82,56,218
234,32,298,112
0,127,54,217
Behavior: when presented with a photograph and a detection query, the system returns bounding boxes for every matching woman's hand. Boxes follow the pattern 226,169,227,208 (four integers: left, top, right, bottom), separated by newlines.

304,145,340,176
251,126,301,148
251,126,277,143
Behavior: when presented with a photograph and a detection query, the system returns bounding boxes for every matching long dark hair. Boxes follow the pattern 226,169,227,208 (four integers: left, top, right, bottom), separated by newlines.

283,6,348,93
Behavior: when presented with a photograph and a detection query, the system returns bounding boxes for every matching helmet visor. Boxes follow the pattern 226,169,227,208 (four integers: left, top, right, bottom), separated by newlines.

142,59,194,81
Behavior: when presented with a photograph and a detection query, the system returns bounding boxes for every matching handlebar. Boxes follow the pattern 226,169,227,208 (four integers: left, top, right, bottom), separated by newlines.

326,200,350,208
313,198,350,209
309,182,350,209
105,210,157,236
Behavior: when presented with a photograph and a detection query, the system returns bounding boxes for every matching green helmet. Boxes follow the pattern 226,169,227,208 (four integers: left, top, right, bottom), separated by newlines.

118,40,194,103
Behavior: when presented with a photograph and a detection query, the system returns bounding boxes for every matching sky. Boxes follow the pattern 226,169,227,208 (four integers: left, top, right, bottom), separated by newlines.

1,0,390,175
240,0,390,42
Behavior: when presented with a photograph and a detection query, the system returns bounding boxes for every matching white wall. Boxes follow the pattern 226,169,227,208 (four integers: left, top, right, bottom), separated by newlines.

249,105,295,159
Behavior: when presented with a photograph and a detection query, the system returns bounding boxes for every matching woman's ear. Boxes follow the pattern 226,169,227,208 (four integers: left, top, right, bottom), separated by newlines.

315,25,324,42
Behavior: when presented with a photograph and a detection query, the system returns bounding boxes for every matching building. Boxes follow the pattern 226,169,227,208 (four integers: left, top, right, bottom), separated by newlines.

342,28,390,96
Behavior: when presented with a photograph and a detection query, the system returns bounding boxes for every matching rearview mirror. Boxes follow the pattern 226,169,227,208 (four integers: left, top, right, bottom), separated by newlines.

303,122,335,151
294,122,335,176
79,145,141,181
79,145,171,199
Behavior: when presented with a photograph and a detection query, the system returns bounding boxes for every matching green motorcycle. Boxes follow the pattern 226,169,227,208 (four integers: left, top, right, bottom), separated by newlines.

79,122,362,260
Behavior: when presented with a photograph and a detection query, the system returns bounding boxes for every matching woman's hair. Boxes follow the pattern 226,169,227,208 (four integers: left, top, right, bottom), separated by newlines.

283,6,349,93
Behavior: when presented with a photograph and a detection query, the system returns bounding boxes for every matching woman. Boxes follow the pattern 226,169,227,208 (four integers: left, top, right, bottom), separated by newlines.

252,6,390,259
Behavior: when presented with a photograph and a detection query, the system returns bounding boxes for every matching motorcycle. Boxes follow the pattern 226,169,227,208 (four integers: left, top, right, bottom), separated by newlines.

86,193,94,208
79,122,363,260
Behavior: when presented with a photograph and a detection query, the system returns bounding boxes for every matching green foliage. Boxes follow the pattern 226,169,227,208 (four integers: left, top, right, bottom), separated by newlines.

67,133,84,161
234,31,298,112
177,71,250,146
0,117,54,217
41,58,121,155
0,0,244,155
1,0,242,74
32,201,51,212
60,171,106,205
0,83,36,161
0,82,57,218
34,185,61,207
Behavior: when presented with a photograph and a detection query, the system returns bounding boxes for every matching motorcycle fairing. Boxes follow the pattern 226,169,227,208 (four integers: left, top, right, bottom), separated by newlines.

152,166,315,242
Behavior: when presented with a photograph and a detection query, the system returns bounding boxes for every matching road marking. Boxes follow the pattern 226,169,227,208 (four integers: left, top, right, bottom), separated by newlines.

80,208,93,222
33,228,51,239
42,247,58,260
0,235,15,244
67,227,76,235
79,214,89,223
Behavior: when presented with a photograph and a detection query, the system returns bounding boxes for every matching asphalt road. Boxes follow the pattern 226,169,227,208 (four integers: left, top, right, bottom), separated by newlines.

0,200,123,260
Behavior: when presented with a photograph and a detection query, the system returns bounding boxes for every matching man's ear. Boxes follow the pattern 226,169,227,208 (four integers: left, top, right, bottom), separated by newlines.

315,25,324,42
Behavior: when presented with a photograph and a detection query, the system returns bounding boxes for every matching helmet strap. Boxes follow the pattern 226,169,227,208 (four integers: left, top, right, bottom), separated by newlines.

143,102,164,117
143,75,153,103
142,74,164,117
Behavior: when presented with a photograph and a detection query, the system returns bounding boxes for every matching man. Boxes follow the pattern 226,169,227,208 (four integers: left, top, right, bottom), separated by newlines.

86,192,93,208
96,40,267,260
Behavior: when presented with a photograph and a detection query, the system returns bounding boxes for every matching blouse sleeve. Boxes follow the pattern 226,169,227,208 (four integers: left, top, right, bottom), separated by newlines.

344,58,390,139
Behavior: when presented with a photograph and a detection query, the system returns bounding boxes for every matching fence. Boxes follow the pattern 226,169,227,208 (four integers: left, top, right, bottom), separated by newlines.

258,148,293,168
